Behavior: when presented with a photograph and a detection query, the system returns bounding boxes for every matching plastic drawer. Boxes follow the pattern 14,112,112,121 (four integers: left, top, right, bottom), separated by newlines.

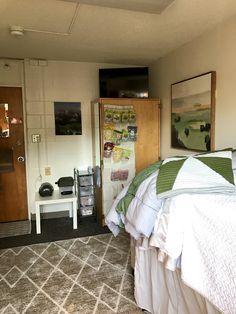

79,175,93,186
79,186,93,196
80,206,93,216
80,195,94,207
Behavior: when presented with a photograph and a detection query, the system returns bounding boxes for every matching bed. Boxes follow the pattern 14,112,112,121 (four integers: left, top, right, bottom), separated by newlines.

105,149,236,314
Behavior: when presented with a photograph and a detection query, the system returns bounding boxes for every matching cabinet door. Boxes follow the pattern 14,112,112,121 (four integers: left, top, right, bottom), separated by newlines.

100,98,160,172
131,99,160,172
91,98,160,226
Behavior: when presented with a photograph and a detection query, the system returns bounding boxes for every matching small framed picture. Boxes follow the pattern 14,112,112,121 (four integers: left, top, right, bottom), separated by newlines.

54,102,82,135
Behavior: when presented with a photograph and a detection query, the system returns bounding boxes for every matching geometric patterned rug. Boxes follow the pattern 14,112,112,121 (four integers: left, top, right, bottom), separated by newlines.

0,232,146,313
0,220,31,238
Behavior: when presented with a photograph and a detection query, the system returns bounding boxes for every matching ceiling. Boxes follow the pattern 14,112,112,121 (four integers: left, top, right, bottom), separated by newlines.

62,0,176,14
1,0,236,65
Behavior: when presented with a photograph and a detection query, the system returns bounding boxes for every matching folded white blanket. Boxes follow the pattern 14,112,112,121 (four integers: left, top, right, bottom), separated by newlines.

180,193,236,314
125,171,163,239
106,170,163,239
151,193,236,314
150,197,185,261
105,183,130,236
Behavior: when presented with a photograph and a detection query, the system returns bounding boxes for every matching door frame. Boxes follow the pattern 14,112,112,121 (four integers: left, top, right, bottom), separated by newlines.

22,84,31,221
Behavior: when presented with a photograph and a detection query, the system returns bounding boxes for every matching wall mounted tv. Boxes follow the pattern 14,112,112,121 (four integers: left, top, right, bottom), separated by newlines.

99,67,149,98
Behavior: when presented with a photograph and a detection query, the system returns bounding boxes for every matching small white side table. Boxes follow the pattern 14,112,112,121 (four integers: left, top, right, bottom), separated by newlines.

35,191,77,234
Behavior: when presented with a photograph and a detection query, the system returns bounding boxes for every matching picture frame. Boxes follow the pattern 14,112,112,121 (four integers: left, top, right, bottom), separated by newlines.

54,101,82,135
171,71,216,151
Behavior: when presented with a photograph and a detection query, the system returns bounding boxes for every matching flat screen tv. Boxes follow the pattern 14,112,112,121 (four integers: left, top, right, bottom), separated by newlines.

99,67,149,98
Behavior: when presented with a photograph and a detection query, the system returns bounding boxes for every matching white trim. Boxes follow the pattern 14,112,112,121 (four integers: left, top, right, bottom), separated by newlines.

22,59,31,221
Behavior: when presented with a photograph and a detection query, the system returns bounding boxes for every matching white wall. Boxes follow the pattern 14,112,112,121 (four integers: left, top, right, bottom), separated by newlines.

3,14,236,215
149,15,236,159
0,59,132,215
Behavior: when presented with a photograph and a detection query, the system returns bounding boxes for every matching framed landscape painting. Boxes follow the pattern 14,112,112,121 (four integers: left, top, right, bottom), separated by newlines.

171,71,216,151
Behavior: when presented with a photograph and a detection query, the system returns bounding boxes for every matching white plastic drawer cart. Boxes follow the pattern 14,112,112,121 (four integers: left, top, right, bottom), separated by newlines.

74,169,96,220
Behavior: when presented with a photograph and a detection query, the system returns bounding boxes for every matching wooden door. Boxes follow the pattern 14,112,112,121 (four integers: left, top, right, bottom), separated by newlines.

0,87,28,222
131,98,161,172
91,98,160,226
99,98,161,172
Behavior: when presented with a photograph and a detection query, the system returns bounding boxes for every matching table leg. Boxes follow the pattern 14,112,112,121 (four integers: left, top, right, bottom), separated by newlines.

73,199,77,229
69,206,72,218
35,203,41,234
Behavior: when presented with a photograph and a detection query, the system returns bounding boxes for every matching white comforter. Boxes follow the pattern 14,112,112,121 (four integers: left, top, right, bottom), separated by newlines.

106,170,163,239
106,174,236,314
150,193,236,314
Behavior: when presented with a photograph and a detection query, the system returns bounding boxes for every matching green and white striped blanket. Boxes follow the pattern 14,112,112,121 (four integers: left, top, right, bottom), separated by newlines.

116,160,162,217
156,150,236,199
106,149,236,238
115,149,236,220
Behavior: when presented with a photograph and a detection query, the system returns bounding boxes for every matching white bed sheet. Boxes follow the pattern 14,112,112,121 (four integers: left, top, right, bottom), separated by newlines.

133,242,221,314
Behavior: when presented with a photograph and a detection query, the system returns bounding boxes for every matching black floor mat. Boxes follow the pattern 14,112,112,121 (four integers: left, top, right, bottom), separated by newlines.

0,216,110,249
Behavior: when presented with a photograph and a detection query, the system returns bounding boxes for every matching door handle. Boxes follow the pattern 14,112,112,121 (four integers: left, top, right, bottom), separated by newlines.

17,156,25,162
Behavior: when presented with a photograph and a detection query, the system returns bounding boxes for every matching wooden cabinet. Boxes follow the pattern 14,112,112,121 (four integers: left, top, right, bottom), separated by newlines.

91,98,161,226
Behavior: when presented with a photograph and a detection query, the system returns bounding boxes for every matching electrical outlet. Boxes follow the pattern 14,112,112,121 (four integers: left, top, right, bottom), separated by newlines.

45,167,51,176
32,134,41,143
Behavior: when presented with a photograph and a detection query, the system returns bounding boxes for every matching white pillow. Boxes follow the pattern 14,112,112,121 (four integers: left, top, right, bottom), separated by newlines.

232,150,236,169
233,169,236,184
